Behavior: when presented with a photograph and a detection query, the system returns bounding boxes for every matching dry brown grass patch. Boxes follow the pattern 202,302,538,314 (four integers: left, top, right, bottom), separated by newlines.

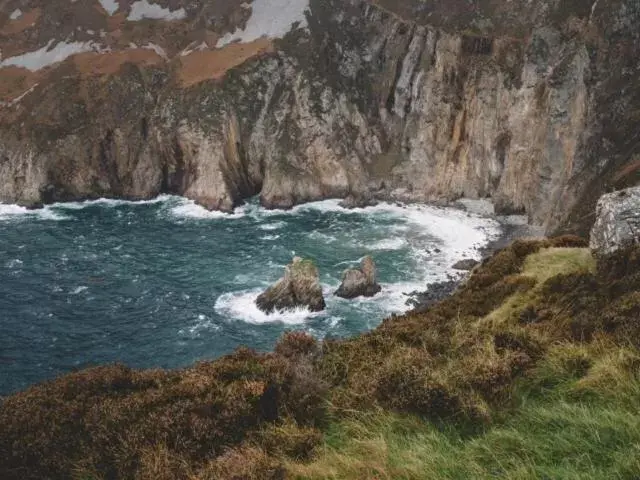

177,39,274,87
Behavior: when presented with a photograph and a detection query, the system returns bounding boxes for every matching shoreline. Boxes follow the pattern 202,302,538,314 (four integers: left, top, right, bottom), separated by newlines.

406,211,546,312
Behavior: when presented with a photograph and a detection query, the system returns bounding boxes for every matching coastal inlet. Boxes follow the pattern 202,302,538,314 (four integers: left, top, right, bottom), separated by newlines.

0,196,500,394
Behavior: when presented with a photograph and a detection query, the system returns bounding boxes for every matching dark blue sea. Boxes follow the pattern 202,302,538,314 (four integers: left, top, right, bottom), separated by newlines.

0,196,499,394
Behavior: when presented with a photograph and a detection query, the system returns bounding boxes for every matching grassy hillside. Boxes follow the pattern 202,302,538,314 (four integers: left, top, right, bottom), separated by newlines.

1,237,639,479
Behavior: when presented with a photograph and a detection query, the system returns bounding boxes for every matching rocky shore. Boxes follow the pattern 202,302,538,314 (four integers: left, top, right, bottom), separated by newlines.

406,206,546,312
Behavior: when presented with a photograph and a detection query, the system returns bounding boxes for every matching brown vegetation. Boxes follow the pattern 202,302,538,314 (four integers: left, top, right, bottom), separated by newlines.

73,49,165,77
177,39,274,87
0,67,41,102
0,341,327,479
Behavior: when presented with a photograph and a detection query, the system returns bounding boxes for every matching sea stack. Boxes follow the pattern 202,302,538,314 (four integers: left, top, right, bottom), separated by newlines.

256,257,326,313
335,256,382,299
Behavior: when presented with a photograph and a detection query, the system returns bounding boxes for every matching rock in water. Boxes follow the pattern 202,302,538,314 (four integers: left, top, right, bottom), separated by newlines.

452,259,479,271
339,193,378,209
335,256,382,299
590,187,640,255
256,257,325,313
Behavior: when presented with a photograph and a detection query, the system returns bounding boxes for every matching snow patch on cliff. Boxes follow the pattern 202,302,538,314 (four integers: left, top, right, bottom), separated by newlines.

216,0,308,47
98,0,120,15
0,41,105,71
9,84,39,106
142,43,168,59
9,9,22,20
180,41,209,56
127,0,186,21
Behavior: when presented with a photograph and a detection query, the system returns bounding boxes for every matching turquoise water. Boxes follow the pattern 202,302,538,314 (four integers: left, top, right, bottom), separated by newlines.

0,196,500,394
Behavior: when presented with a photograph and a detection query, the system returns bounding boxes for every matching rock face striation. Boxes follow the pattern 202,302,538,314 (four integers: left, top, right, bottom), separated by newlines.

256,257,325,313
0,0,638,234
335,256,382,299
590,186,640,255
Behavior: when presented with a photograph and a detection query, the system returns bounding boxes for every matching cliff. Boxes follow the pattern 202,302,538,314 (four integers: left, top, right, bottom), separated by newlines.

0,0,639,232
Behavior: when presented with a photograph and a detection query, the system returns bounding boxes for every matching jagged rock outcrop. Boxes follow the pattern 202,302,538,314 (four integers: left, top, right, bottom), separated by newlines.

335,256,382,299
590,186,640,255
452,259,479,271
256,257,325,313
0,0,638,234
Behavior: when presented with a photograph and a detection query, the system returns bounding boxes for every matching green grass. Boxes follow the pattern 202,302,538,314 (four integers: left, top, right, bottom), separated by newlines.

289,387,640,479
522,248,596,282
482,247,596,329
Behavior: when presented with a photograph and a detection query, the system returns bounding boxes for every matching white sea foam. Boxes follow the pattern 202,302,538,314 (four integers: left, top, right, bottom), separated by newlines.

168,197,246,220
5,258,23,268
259,221,285,231
327,316,342,328
53,196,170,210
127,0,186,21
216,0,309,47
0,195,175,220
70,286,88,295
179,314,221,337
215,289,321,325
369,237,407,250
0,204,68,221
261,197,500,264
308,231,338,243
261,234,280,241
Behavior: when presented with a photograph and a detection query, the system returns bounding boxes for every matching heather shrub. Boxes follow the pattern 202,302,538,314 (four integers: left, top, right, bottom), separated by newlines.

375,363,462,419
255,421,323,460
196,446,285,480
274,331,320,358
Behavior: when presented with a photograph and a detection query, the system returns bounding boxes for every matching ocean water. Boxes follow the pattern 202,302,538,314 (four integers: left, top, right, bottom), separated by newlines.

0,196,501,394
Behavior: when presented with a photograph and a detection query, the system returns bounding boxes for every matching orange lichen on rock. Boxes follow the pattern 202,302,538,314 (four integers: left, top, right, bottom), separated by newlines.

0,8,42,36
177,38,274,87
72,49,164,76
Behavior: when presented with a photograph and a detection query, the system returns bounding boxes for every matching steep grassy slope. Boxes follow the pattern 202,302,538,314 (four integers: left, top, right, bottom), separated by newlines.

1,237,639,479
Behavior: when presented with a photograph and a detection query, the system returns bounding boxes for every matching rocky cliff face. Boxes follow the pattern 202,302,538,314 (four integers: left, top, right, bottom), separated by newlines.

0,0,638,232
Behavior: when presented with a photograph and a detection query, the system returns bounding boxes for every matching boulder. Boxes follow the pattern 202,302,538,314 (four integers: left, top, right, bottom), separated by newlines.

590,186,640,255
405,280,459,313
339,193,378,209
452,259,479,271
335,256,382,299
256,257,326,313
